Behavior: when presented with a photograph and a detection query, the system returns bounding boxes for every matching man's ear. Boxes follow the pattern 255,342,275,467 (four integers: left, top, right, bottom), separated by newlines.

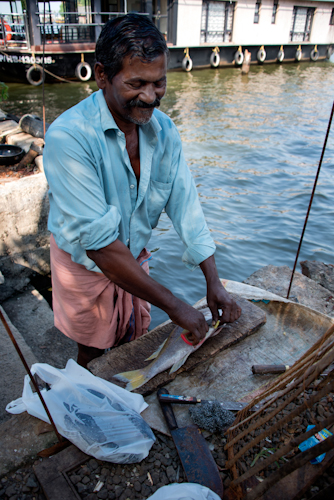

94,63,107,89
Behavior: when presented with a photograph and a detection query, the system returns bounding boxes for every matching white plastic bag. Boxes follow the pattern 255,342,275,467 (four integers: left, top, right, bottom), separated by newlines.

6,359,155,463
147,483,222,500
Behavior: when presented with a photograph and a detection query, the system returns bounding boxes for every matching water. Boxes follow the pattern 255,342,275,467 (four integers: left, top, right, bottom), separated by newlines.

2,61,334,328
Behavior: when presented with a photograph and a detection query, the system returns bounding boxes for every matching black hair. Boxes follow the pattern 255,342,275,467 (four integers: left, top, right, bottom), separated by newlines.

95,13,168,82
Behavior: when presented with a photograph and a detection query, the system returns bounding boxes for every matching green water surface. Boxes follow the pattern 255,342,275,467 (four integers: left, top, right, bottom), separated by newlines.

2,61,334,328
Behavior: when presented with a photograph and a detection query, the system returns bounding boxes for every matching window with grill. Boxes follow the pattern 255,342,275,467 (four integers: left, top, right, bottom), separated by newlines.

330,8,334,25
272,0,278,24
290,6,315,42
254,0,261,24
201,1,235,43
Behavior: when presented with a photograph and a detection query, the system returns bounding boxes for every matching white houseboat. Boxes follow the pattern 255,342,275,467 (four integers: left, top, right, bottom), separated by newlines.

0,0,333,84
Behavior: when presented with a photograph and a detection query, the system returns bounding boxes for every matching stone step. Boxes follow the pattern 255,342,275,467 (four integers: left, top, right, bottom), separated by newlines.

0,305,37,425
1,285,77,371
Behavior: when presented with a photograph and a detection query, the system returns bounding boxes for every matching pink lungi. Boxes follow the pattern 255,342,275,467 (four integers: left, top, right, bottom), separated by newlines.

50,234,151,349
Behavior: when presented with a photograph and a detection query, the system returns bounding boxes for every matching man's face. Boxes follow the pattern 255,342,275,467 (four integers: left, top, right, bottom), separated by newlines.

99,53,167,126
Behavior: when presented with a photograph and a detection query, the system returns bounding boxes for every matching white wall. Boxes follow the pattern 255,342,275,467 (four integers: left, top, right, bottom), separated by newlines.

233,0,334,45
311,4,334,43
233,0,292,45
176,0,203,46
174,0,334,46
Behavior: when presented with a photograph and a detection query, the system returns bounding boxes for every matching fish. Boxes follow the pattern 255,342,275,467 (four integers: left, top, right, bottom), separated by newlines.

113,307,222,391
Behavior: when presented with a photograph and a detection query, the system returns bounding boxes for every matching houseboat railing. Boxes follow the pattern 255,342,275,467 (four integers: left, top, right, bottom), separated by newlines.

35,10,150,44
0,12,30,50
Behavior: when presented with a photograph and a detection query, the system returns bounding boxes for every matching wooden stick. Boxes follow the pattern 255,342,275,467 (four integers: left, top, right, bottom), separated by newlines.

231,412,334,486
227,376,334,467
230,333,334,433
245,433,334,500
226,348,334,450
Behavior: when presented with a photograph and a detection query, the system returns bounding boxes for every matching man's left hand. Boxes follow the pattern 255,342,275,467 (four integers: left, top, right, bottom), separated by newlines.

200,255,242,325
207,281,242,325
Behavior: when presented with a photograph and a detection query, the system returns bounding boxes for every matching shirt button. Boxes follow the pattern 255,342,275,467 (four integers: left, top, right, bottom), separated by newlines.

130,184,135,189
126,239,129,245
117,131,121,136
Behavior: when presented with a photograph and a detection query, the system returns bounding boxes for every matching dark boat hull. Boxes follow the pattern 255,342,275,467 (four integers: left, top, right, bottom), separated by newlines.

0,43,332,84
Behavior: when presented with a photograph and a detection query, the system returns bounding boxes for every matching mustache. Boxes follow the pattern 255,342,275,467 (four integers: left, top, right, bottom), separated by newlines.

127,98,161,109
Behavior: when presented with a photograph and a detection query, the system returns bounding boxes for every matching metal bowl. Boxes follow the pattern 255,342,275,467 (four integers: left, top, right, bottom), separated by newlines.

0,144,25,166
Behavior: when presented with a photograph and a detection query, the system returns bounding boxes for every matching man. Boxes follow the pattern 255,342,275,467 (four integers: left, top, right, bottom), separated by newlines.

44,14,241,369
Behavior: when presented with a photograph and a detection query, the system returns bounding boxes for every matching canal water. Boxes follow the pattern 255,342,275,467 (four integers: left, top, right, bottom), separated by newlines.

2,61,334,328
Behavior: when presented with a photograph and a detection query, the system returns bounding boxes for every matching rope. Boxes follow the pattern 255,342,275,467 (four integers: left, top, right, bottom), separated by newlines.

43,67,74,83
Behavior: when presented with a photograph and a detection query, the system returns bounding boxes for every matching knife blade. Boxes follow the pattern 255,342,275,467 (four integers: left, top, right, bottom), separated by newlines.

158,394,261,411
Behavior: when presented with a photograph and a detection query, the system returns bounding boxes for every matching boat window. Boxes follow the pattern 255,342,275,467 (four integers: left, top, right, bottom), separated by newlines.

37,0,95,44
201,1,235,44
290,6,315,42
152,0,167,40
271,0,278,24
330,8,334,25
254,0,261,24
0,1,28,48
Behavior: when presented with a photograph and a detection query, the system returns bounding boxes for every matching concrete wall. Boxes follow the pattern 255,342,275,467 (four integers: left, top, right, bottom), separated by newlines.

0,173,50,300
174,0,334,46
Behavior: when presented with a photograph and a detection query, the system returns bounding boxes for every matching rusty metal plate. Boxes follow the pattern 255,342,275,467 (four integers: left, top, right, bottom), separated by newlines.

171,425,224,498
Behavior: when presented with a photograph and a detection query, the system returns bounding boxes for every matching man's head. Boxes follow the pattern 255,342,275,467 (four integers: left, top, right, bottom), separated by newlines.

95,13,168,84
95,14,168,126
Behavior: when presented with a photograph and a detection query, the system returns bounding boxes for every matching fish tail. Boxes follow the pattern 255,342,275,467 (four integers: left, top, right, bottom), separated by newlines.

113,369,149,391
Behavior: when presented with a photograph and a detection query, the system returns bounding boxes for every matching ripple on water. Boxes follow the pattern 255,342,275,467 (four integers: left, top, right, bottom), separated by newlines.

3,63,334,328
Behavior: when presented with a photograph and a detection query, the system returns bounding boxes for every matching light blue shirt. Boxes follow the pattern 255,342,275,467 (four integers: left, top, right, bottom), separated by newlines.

44,90,216,273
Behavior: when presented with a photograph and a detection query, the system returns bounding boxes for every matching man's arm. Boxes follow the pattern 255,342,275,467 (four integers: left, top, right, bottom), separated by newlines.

87,239,209,342
200,254,242,325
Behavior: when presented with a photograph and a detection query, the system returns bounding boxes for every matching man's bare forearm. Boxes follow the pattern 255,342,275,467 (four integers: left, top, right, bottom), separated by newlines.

87,239,176,314
199,254,221,287
87,239,210,342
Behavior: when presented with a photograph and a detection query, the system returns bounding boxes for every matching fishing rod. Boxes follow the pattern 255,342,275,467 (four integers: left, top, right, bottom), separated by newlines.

287,100,334,299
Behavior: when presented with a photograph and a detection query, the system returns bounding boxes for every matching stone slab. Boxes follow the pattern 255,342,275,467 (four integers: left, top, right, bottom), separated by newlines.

0,172,50,289
243,265,334,318
0,120,21,138
300,260,334,295
0,412,57,477
35,155,44,173
7,132,36,153
1,286,77,369
0,305,37,425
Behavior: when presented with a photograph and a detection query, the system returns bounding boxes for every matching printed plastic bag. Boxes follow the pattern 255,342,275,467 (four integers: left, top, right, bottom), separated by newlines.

298,424,333,464
147,483,221,500
6,359,155,463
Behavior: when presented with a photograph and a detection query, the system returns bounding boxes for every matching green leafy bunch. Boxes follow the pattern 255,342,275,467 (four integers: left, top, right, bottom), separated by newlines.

0,82,8,102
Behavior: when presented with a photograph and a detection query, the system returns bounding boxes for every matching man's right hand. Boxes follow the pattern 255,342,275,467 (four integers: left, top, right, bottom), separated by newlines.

167,300,209,345
87,240,209,345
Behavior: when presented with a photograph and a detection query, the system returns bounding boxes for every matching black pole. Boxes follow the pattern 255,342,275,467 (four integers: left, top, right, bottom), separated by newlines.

287,100,334,299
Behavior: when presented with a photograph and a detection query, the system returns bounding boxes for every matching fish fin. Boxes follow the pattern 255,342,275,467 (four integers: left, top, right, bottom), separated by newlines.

113,369,149,391
145,338,168,361
169,353,191,374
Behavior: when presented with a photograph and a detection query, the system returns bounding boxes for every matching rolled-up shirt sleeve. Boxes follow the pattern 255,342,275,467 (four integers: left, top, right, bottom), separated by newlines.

44,126,121,252
165,128,216,270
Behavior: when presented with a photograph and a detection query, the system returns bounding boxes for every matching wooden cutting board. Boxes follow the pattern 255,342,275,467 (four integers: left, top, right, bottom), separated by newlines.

88,293,266,396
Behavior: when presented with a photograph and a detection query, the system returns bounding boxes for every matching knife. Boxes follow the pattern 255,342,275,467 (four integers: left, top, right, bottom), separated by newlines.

158,388,224,498
158,393,261,411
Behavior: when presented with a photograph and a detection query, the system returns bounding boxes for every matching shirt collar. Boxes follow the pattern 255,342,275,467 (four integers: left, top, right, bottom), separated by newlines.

97,89,119,132
97,89,162,138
